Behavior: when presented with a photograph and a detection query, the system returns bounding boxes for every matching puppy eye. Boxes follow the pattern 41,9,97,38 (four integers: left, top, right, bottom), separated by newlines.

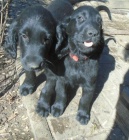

22,34,28,39
78,15,85,22
21,33,29,42
98,18,101,23
42,38,51,44
97,17,102,25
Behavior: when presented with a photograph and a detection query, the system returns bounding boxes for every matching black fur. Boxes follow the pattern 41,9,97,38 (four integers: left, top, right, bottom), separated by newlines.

51,5,112,125
3,0,109,118
3,1,76,97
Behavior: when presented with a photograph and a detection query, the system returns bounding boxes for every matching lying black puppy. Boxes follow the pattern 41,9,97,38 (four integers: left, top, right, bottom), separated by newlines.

4,0,108,117
52,5,112,124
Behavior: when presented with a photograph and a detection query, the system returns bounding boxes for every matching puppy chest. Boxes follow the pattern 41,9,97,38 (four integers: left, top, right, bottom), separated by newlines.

66,68,84,82
65,63,87,84
65,59,98,85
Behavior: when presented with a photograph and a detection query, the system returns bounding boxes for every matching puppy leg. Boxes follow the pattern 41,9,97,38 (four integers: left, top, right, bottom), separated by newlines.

76,85,95,125
20,71,36,96
36,79,56,117
51,77,67,117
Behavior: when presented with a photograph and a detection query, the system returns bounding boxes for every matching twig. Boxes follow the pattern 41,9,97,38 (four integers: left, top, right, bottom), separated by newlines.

0,0,4,33
0,2,8,13
0,3,8,44
0,0,10,46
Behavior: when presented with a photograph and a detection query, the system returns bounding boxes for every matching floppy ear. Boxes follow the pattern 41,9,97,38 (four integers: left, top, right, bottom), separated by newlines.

55,17,71,52
96,5,112,20
3,20,18,59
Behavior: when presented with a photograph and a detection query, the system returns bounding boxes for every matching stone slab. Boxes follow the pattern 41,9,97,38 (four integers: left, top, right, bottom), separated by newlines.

16,2,129,140
19,74,53,140
92,94,116,129
47,112,103,140
87,131,110,140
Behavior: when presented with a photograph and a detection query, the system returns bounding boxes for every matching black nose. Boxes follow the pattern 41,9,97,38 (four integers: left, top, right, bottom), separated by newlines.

87,29,99,37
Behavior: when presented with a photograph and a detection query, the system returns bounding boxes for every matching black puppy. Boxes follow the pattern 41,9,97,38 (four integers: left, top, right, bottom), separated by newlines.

51,5,111,124
4,0,108,117
3,0,80,95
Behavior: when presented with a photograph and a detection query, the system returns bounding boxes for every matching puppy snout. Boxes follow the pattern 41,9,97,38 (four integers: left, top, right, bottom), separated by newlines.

26,56,43,69
87,29,99,37
28,62,42,69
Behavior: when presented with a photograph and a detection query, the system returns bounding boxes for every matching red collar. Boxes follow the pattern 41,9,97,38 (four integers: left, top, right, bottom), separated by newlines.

69,53,88,62
69,53,79,61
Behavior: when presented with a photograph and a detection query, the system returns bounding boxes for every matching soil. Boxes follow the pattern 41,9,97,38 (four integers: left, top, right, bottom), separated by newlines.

0,82,34,140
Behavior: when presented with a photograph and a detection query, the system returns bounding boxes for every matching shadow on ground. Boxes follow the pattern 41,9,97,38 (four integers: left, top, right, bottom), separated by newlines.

106,43,129,140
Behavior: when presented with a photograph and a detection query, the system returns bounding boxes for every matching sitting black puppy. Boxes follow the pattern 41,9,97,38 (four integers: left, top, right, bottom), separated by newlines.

4,0,79,93
51,5,112,125
3,0,108,117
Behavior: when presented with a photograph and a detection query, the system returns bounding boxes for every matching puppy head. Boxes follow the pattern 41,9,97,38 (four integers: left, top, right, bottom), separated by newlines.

4,6,57,71
56,5,111,56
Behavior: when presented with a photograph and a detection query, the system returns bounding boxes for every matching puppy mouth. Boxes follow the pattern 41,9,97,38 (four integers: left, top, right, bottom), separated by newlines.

78,41,93,48
84,41,93,47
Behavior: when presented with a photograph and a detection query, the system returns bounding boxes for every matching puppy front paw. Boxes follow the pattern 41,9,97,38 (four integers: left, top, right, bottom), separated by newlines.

36,102,50,117
76,110,90,125
51,104,64,117
20,83,35,96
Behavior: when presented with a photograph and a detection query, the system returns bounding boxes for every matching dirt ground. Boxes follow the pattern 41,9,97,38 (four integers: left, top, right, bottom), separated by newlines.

0,82,34,140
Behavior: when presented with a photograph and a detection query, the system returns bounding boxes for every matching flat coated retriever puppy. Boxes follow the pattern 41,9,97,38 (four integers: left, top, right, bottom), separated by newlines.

4,0,81,94
52,5,112,125
3,0,108,117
